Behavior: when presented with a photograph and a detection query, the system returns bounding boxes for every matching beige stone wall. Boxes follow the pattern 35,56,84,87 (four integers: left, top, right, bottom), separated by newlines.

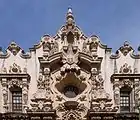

0,8,140,119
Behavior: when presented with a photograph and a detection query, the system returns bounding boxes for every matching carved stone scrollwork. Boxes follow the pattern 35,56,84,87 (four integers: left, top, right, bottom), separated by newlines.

8,78,22,88
120,79,133,88
42,35,59,59
7,41,21,56
56,102,87,120
90,69,118,112
37,75,45,89
119,63,132,74
30,68,53,112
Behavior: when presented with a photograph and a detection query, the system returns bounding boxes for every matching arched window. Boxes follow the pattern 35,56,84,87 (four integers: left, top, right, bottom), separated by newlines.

120,87,131,112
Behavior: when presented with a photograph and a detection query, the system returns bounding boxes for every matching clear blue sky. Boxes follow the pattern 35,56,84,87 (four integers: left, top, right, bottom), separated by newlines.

0,0,140,52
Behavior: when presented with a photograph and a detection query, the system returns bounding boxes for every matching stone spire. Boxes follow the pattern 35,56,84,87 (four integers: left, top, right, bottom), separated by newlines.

66,8,75,25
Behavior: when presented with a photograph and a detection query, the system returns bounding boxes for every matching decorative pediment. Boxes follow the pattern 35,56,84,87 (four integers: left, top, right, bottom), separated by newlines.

7,41,21,56
9,63,22,73
1,63,27,74
119,63,132,74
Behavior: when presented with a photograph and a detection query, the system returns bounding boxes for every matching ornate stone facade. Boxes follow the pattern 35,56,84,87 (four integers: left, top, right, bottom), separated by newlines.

0,8,140,120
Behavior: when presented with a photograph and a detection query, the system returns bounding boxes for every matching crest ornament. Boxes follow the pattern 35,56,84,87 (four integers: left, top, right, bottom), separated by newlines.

119,63,132,74
119,41,133,56
7,41,21,56
9,63,22,73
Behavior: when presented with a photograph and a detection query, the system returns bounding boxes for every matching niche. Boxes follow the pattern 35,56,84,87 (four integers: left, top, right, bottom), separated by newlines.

55,73,86,98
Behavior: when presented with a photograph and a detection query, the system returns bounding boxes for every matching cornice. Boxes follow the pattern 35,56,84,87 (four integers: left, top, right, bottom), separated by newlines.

0,73,30,80
111,73,140,82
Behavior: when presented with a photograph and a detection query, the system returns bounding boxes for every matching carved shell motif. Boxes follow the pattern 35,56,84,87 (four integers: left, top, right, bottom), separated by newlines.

119,63,132,74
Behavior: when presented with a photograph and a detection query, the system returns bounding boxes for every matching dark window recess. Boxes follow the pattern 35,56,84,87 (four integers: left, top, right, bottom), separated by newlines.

120,90,130,112
12,91,22,112
64,85,79,98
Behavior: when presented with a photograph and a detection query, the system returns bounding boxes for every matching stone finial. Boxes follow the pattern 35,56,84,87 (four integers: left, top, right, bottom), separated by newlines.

7,41,21,56
119,41,133,56
66,8,75,26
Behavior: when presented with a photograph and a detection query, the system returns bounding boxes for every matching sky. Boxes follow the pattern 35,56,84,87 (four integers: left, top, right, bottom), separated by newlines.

0,0,140,52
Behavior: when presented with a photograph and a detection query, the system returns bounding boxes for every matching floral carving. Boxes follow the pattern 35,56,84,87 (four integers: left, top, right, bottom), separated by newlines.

7,41,21,56
119,63,132,74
